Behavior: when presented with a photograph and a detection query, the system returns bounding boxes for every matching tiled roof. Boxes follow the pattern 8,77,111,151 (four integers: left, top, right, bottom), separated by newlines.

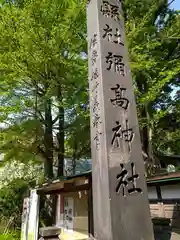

147,171,180,183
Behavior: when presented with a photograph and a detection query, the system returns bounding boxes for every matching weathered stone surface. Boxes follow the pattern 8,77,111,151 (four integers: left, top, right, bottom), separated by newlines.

39,238,59,240
39,226,61,237
87,1,154,240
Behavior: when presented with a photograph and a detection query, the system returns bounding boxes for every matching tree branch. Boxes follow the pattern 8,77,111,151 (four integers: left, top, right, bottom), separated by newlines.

52,115,60,125
37,111,45,123
168,0,175,8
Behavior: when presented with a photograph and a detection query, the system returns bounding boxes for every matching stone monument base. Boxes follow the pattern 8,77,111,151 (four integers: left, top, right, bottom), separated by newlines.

39,226,61,240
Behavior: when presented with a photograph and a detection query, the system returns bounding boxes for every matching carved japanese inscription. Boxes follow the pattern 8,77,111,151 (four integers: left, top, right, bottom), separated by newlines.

111,119,134,152
116,162,142,197
101,1,120,21
106,52,125,76
110,84,129,110
103,24,124,45
89,32,102,150
90,33,98,50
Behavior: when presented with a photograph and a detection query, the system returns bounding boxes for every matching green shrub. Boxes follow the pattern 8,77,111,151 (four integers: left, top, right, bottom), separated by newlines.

0,231,20,240
0,179,29,229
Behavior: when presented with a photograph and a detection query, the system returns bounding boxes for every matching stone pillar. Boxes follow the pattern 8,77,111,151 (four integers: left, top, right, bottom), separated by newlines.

87,1,154,240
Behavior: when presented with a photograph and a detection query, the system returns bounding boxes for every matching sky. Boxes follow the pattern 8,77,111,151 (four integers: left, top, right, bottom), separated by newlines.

170,0,180,10
169,0,180,98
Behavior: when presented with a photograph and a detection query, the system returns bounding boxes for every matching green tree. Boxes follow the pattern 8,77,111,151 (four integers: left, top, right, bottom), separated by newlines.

0,179,30,229
0,0,88,179
123,0,180,174
0,0,179,180
155,90,180,155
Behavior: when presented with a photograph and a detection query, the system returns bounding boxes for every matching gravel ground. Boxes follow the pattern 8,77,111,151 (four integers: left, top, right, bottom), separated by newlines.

170,230,180,240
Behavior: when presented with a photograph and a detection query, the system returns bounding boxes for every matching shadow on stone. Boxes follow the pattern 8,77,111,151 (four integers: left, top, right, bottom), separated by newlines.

171,203,180,236
152,217,172,240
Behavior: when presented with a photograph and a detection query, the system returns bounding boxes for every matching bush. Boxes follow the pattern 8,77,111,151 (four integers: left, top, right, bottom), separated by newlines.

0,231,20,240
0,179,29,230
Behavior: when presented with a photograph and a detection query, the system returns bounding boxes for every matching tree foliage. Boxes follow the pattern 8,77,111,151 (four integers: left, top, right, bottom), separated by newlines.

0,179,30,229
123,0,180,174
0,0,89,179
0,0,179,180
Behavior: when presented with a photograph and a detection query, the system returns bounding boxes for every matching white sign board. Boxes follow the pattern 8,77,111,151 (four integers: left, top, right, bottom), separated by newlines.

64,197,74,233
27,189,40,240
21,197,30,240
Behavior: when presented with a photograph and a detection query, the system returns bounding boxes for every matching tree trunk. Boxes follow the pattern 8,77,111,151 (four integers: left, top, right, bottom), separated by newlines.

136,81,150,157
140,102,160,176
136,80,158,176
72,140,77,175
57,85,64,177
43,96,54,226
141,106,149,156
44,97,54,179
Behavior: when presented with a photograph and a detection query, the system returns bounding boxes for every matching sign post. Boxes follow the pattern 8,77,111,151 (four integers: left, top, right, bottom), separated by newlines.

87,1,154,240
21,197,29,240
27,190,40,240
